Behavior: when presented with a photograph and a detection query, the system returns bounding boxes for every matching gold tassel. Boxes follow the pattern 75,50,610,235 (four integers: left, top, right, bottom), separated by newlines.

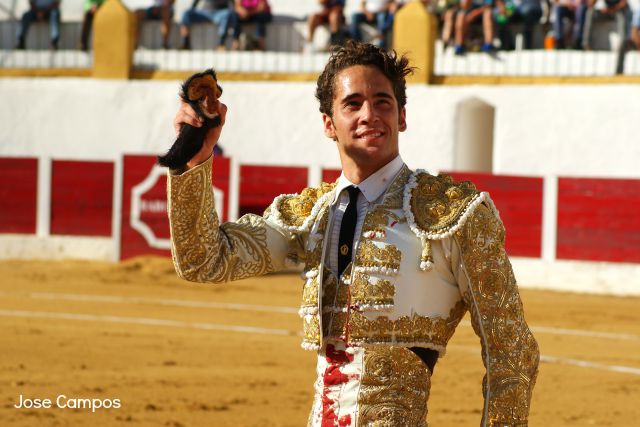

420,237,434,271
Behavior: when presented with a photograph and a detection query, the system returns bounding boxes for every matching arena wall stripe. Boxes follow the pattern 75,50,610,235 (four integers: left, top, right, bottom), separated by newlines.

446,172,544,258
0,157,38,234
50,160,114,237
557,178,640,263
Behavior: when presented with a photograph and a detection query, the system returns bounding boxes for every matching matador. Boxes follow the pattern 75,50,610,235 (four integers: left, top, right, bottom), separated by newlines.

166,41,540,426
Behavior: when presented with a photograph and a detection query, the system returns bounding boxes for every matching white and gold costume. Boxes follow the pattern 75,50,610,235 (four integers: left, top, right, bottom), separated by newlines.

167,156,539,427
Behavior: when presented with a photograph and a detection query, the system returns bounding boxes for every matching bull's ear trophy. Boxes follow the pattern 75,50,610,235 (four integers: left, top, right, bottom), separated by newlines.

158,69,223,170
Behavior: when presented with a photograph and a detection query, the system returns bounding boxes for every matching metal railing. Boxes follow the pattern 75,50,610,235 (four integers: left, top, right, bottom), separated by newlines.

435,40,640,76
0,21,91,69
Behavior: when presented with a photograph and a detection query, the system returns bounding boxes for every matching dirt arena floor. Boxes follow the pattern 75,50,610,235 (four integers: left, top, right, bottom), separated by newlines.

1,257,639,427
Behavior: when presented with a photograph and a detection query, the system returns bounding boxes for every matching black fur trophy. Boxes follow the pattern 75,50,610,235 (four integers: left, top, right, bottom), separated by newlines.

157,69,223,169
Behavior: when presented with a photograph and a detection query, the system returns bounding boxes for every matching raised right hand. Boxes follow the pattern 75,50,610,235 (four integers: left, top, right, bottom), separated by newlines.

173,98,228,170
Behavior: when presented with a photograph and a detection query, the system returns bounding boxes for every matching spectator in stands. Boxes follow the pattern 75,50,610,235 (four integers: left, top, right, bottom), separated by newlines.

306,0,347,51
387,0,410,31
582,0,631,50
632,0,640,48
180,0,234,50
454,0,502,54
439,0,461,47
135,0,175,49
79,0,105,51
231,0,272,50
350,0,395,48
495,0,543,49
551,0,588,49
15,0,61,50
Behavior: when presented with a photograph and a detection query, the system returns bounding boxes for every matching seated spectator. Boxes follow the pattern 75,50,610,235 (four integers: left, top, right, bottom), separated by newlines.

180,0,234,50
439,0,460,47
306,0,346,51
455,0,501,54
350,0,395,48
633,0,640,48
552,0,587,49
15,0,61,50
387,0,409,30
135,0,175,49
583,0,631,50
495,0,543,49
80,0,105,51
231,0,272,50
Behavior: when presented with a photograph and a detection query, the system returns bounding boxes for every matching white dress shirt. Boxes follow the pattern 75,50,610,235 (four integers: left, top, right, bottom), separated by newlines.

325,155,405,277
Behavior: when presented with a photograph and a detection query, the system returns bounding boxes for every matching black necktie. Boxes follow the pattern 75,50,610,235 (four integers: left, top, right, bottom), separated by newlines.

338,186,360,277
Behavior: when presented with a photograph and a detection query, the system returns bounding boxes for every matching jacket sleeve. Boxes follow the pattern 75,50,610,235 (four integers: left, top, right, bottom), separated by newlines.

166,156,301,283
452,203,539,427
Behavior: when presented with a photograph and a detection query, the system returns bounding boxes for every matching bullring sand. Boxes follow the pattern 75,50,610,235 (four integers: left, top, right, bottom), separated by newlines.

1,257,639,426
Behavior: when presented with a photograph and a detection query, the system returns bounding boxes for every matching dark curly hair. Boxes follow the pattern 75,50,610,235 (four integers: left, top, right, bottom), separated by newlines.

315,41,414,118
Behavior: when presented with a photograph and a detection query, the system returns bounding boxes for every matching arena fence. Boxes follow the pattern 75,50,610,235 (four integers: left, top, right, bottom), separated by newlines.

2,154,640,265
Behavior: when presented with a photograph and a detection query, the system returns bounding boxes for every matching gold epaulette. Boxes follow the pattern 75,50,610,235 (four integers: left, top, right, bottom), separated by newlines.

403,170,497,270
265,182,336,232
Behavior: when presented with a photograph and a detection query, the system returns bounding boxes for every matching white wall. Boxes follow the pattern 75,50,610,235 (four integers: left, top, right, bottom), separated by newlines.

1,77,639,179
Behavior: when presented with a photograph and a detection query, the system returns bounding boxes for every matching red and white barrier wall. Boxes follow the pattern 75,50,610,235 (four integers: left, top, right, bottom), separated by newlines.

1,154,639,295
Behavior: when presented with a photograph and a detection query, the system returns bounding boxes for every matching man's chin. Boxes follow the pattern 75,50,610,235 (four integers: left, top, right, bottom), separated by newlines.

352,148,395,165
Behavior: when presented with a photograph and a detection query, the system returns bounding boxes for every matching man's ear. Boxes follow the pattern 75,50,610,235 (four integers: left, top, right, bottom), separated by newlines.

399,107,407,132
322,113,337,140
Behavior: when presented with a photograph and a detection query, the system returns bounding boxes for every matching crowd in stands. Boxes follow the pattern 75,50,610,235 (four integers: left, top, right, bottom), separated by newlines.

15,0,62,50
305,0,412,51
178,0,273,50
11,0,640,53
439,0,639,54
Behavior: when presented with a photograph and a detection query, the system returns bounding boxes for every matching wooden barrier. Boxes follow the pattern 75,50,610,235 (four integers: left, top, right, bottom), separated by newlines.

0,158,38,234
557,177,640,263
447,172,544,258
50,160,114,236
3,155,640,265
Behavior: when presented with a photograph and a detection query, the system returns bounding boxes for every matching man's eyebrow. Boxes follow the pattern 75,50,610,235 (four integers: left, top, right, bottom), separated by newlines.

340,93,362,104
340,92,394,103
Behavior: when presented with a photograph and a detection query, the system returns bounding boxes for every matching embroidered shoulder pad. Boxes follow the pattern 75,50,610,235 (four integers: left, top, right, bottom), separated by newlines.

265,182,336,232
404,171,496,240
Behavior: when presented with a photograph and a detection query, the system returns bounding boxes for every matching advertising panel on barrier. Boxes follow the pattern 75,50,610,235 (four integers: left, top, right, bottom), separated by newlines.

120,155,230,260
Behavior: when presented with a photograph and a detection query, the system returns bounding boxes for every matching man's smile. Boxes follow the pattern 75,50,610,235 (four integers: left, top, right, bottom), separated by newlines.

355,128,385,139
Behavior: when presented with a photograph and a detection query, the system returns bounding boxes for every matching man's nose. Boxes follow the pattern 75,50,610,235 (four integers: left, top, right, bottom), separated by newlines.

359,101,377,122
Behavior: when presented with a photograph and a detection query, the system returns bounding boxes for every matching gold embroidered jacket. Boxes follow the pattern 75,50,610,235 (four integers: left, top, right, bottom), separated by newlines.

167,157,539,426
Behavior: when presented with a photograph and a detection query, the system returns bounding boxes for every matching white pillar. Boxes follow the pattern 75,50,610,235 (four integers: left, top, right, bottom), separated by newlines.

36,157,51,237
229,158,240,221
111,156,124,262
542,175,558,262
307,164,322,187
